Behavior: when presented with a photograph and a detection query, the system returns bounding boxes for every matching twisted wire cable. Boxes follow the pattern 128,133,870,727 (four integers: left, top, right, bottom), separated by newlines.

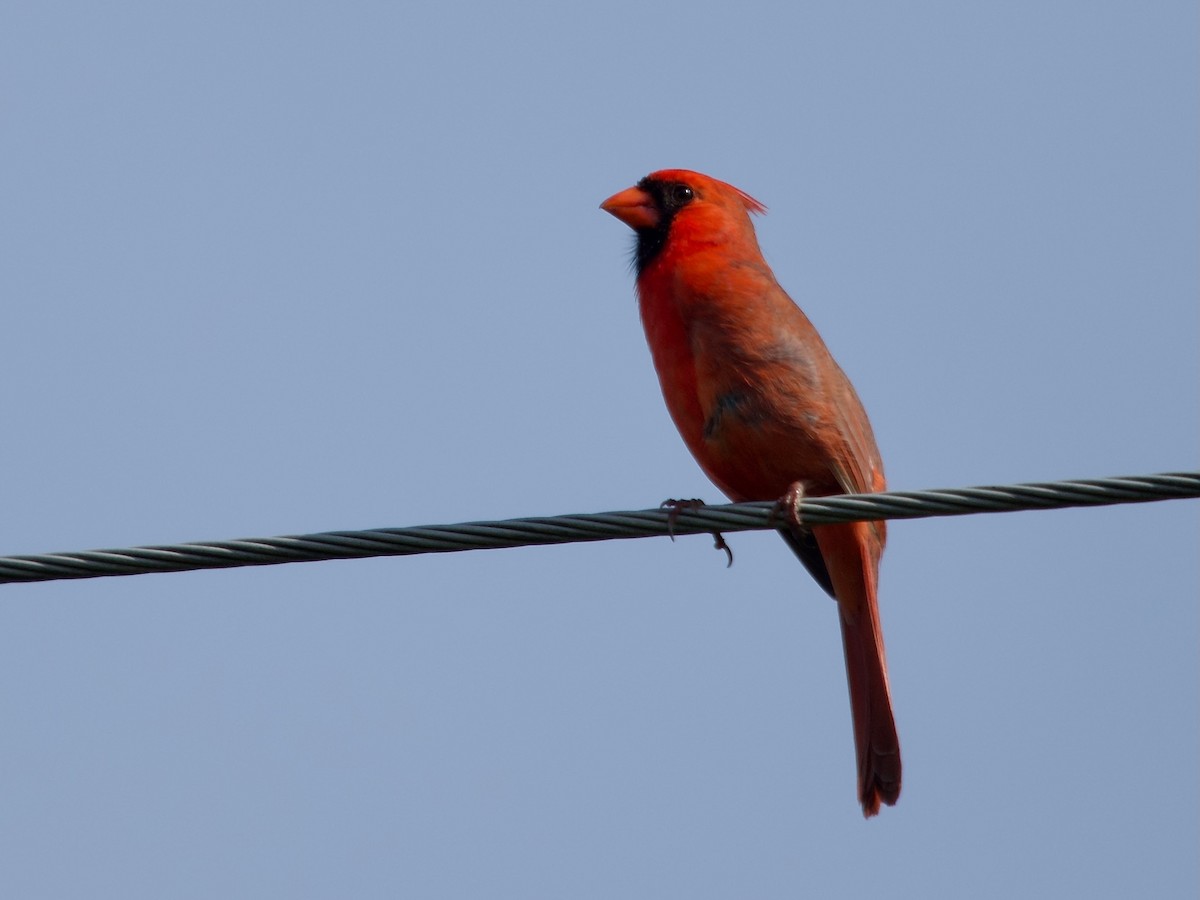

1,471,1196,586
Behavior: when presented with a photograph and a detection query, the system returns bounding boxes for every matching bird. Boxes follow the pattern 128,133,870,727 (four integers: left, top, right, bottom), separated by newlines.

601,169,900,816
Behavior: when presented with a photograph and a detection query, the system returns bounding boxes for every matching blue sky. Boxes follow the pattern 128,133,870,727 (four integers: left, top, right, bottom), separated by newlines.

2,2,1196,897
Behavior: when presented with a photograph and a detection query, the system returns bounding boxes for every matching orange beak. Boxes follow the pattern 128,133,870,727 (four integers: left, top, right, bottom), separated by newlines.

600,186,659,230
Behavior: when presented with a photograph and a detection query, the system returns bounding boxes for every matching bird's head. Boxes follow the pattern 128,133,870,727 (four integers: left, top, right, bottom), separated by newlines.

600,169,766,274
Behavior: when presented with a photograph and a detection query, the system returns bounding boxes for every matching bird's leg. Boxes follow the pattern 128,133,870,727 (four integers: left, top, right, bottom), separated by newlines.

659,498,734,567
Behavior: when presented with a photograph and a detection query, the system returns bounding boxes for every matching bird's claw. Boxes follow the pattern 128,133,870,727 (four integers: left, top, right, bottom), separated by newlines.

660,497,734,566
712,532,734,568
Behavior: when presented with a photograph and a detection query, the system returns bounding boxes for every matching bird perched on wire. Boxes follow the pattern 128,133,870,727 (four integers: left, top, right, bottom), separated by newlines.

601,169,900,816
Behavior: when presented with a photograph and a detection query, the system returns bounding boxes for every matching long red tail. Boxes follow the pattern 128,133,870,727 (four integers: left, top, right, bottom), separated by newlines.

814,521,901,816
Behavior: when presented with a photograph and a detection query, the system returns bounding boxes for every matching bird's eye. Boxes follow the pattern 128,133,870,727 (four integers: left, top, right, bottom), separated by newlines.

668,184,694,207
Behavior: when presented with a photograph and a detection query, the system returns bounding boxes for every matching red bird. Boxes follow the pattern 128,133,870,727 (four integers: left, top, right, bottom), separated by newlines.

601,169,900,816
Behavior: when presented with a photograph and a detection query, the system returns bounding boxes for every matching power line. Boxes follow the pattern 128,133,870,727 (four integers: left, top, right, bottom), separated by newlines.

1,471,1196,586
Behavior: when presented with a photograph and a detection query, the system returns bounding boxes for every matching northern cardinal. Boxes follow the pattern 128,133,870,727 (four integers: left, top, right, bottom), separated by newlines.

601,170,900,816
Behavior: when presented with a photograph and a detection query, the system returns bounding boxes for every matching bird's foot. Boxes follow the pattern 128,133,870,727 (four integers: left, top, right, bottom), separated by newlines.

660,498,705,540
659,498,734,567
770,481,807,529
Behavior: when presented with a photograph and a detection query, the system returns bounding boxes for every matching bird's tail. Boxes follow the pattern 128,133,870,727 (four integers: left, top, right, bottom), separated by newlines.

813,521,901,817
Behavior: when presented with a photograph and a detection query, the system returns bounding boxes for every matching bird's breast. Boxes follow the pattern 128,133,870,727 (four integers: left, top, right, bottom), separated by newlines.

638,274,840,501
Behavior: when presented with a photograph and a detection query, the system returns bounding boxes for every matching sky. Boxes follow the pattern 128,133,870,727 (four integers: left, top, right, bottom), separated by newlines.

1,2,1196,897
